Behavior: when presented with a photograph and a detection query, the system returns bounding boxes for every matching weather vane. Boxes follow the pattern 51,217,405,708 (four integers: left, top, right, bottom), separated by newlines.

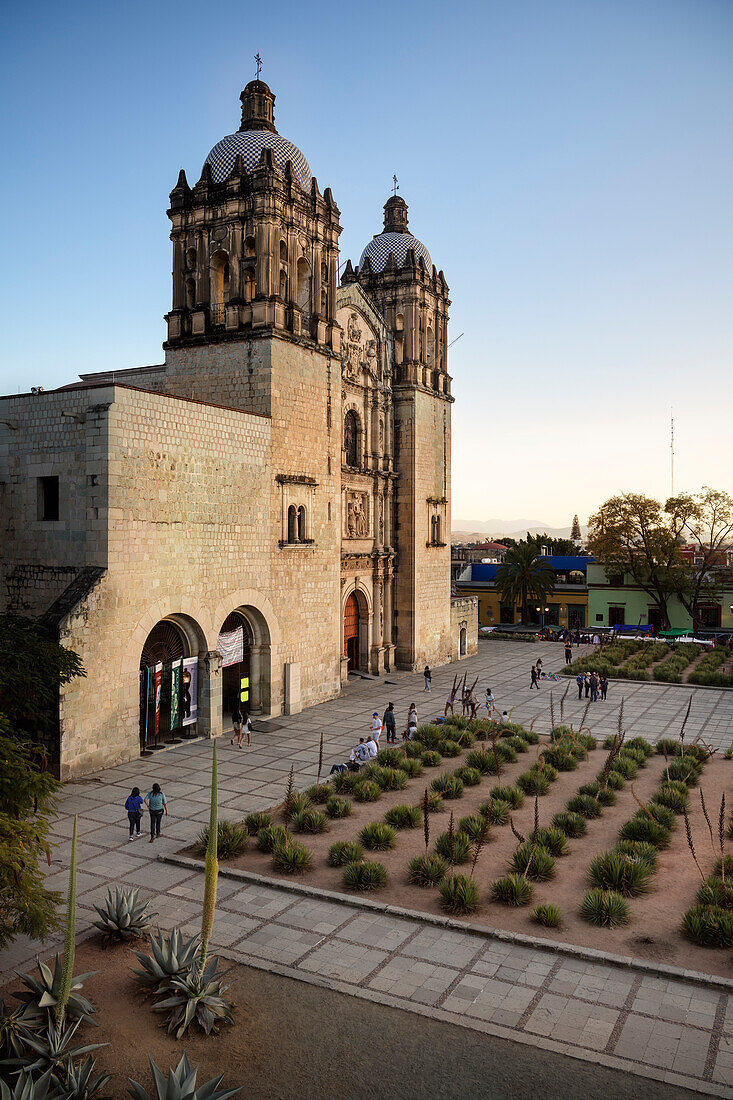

392,174,399,196
254,52,263,79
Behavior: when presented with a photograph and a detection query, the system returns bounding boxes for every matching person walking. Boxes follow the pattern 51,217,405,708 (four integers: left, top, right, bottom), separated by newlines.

406,703,418,741
144,783,168,843
230,705,242,747
484,687,495,717
125,787,144,841
577,672,584,699
370,712,382,745
423,665,432,692
600,675,609,701
564,641,573,665
530,665,540,690
383,702,397,744
241,711,252,747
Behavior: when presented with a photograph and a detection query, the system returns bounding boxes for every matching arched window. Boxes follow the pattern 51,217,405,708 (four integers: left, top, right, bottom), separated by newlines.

244,268,255,302
287,505,298,543
344,410,359,468
185,247,197,272
210,250,230,322
297,257,311,316
185,278,195,310
426,325,434,364
279,269,287,300
297,506,306,542
395,314,404,366
320,288,328,316
245,236,256,259
280,239,288,265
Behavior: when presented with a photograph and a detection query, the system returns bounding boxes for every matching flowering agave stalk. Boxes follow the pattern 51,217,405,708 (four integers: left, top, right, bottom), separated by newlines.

199,740,219,975
56,814,77,1029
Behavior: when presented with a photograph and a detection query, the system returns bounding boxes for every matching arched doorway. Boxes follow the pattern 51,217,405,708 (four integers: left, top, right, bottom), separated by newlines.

139,618,199,752
217,605,272,718
460,623,467,657
344,593,360,671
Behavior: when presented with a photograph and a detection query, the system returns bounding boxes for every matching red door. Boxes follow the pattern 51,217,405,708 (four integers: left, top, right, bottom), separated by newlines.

344,593,360,671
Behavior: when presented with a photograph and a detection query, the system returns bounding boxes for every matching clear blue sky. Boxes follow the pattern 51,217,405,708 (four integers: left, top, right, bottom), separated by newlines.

1,0,731,527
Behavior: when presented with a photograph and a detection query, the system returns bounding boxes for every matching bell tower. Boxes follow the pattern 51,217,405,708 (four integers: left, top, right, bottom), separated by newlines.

343,194,453,668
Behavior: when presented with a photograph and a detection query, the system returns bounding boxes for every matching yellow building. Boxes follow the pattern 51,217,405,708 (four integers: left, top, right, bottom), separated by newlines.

455,557,589,631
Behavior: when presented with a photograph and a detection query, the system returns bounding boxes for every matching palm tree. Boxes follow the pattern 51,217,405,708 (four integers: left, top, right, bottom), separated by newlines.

496,542,556,626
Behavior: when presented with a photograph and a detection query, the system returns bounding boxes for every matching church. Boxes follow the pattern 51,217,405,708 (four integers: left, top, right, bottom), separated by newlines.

0,77,477,778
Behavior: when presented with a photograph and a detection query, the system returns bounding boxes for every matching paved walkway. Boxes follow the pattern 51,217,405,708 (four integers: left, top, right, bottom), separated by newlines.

3,641,733,1095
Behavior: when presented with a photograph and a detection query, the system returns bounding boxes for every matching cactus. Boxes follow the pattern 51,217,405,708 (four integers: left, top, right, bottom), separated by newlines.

92,886,156,944
132,928,201,994
127,1053,241,1100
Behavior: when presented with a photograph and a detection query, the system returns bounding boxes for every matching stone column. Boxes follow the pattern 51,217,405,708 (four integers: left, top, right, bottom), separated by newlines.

199,650,222,739
172,238,185,309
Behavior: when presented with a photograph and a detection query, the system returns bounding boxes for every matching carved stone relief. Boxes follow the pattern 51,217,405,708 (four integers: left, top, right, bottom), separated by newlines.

345,490,369,539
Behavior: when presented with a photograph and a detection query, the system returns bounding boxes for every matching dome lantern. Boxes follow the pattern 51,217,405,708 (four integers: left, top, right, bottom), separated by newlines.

239,79,277,134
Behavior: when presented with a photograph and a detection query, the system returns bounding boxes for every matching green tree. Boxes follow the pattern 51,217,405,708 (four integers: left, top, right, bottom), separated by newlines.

666,488,733,628
0,718,62,948
525,532,578,556
496,542,556,626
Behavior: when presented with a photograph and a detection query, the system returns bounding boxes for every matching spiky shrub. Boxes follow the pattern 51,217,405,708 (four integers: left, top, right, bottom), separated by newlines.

516,770,550,796
541,747,578,772
491,874,534,906
287,792,312,817
422,792,444,813
451,728,476,748
531,903,562,928
13,954,96,1027
466,750,496,775
133,928,201,994
445,714,468,730
290,808,329,835
439,874,480,915
417,724,444,749
376,748,404,768
657,737,681,756
681,905,733,947
342,860,387,891
531,827,568,857
479,798,511,826
642,802,676,830
580,888,630,928
606,772,625,791
438,739,461,758
587,850,653,897
62,1053,112,1098
454,766,481,787
0,998,30,1062
325,795,353,819
93,886,156,945
353,780,382,802
407,853,448,887
714,855,733,878
400,757,423,778
195,820,248,859
331,770,360,794
666,756,702,786
510,843,556,882
619,816,671,848
244,811,272,835
491,785,524,809
627,736,654,757
305,783,332,804
430,774,464,800
595,788,617,807
620,746,648,767
578,734,597,752
522,728,541,745
359,822,397,851
615,839,659,869
610,757,638,780
551,811,587,838
458,814,490,842
128,1052,241,1100
8,1015,105,1082
327,841,363,867
374,767,409,792
496,741,517,763
551,725,574,742
153,955,234,1040
695,878,733,910
256,824,287,852
404,740,425,758
566,794,602,819
506,735,529,754
421,750,443,768
385,804,421,829
271,840,313,874
434,830,472,864
579,781,600,797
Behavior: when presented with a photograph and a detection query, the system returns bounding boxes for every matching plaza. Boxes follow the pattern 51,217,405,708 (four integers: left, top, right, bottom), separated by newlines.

3,640,733,1095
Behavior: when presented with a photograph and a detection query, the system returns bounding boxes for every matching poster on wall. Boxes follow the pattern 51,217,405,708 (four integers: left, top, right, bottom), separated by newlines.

182,656,198,727
170,659,182,730
217,627,243,668
154,663,163,737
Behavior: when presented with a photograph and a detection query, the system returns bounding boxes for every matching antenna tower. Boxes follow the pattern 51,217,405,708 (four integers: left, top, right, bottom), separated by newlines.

670,409,675,498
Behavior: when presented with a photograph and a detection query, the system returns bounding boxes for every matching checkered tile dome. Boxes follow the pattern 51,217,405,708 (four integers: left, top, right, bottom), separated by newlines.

204,130,312,189
359,232,432,274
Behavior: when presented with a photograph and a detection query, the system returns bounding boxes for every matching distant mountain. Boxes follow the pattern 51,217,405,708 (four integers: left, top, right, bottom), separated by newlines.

452,518,588,543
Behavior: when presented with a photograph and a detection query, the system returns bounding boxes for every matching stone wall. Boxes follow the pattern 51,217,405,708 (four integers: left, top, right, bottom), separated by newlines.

450,595,479,661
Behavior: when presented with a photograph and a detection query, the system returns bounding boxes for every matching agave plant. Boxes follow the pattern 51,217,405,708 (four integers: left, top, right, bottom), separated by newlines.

127,1053,241,1100
92,887,156,945
62,1054,113,1099
13,956,96,1028
8,1017,106,1080
132,928,201,994
0,998,32,1062
153,957,233,1039
0,1068,59,1100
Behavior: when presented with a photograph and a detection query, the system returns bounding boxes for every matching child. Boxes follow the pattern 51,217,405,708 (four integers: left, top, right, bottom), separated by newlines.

125,786,144,840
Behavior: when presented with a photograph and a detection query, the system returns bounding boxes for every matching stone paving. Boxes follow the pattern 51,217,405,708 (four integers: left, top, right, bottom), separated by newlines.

3,640,733,1095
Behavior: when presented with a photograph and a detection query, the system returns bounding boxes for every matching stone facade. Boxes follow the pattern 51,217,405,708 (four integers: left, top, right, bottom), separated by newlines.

0,78,475,778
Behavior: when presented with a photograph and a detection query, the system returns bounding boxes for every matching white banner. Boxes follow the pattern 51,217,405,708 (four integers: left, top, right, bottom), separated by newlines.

182,656,198,726
217,627,244,668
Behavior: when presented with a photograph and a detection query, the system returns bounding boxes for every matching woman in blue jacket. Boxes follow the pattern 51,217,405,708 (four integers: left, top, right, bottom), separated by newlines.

125,786,145,840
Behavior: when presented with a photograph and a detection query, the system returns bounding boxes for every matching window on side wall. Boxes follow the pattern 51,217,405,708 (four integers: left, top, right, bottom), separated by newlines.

37,476,59,521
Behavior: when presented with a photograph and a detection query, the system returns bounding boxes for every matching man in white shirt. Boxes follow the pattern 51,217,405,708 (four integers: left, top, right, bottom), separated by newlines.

370,712,382,744
352,738,370,765
365,736,378,758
